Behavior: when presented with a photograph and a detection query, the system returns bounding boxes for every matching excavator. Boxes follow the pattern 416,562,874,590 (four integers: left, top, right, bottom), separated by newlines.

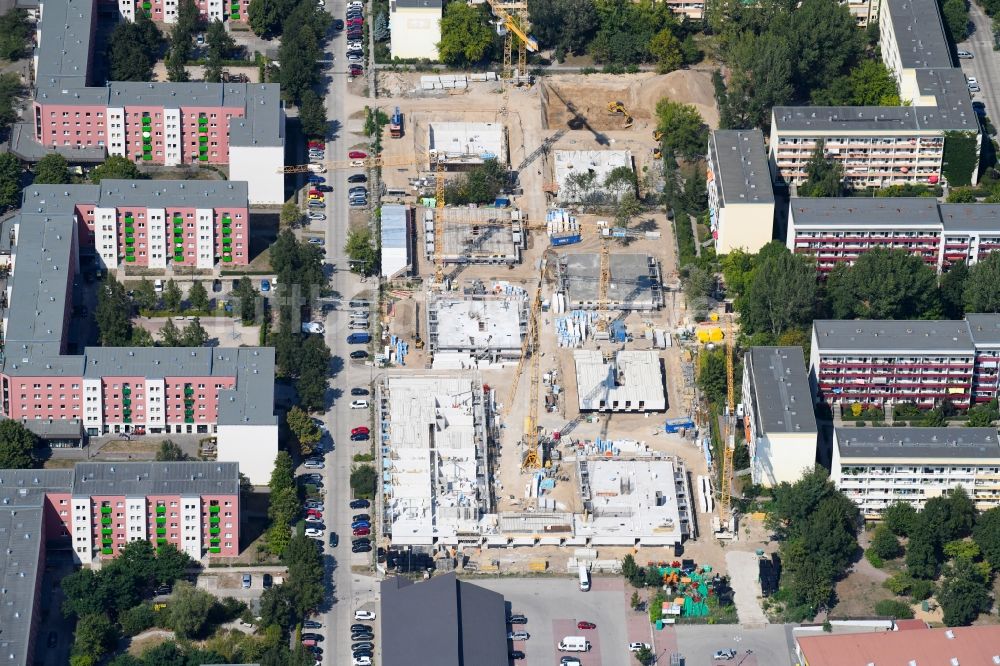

607,101,634,129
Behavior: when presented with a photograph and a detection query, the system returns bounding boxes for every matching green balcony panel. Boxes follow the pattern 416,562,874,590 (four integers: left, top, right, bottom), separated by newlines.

209,505,220,513
102,547,113,554
102,528,113,535
156,505,166,513
156,528,166,536
156,516,166,524
125,256,136,262
221,256,232,262
209,527,220,535
123,387,131,395
142,116,151,123
210,515,220,524
199,135,208,143
156,537,167,545
209,547,221,553
101,506,112,513
101,517,112,525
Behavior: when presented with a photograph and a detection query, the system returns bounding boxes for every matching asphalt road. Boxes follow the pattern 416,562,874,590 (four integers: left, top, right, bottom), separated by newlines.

960,2,997,126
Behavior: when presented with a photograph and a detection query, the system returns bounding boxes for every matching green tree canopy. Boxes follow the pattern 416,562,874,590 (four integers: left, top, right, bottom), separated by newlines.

187,281,209,311
133,278,159,311
869,524,902,561
964,252,1000,313
96,276,134,346
0,152,23,210
655,100,708,161
163,279,183,311
939,555,991,626
798,142,845,197
940,261,969,319
90,155,144,183
883,501,919,537
785,0,861,97
350,464,377,499
0,419,38,468
736,242,816,338
159,318,182,347
296,335,330,412
0,9,31,60
444,158,507,205
72,613,119,662
827,249,940,319
33,153,70,184
286,406,322,454
181,317,209,347
299,90,327,139
973,506,1000,571
345,227,378,276
438,2,495,66
649,28,682,73
155,439,189,461
526,0,598,56
167,581,216,638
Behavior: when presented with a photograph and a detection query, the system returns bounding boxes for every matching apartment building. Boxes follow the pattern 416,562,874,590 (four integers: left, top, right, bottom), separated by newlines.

808,317,1000,410
706,129,775,254
841,0,881,25
663,0,703,20
22,180,250,269
0,464,239,666
831,427,1000,518
0,208,277,483
769,0,980,189
796,624,1000,665
117,0,251,23
741,347,818,487
30,0,284,203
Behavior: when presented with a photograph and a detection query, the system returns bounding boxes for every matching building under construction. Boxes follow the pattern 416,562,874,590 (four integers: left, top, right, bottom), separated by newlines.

422,206,526,266
553,150,634,203
427,292,528,368
573,350,667,412
428,122,507,168
558,253,663,311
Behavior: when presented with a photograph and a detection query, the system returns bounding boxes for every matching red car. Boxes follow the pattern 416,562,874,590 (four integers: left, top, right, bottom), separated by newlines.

308,189,323,196
577,621,596,630
351,426,370,436
307,509,323,519
348,150,367,159
307,140,324,149
346,17,363,26
349,66,363,77
353,527,370,537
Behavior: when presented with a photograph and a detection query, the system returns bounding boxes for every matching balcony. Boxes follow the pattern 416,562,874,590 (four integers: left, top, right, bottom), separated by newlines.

210,515,220,524
209,546,221,553
156,505,166,514
101,505,112,514
102,528,113,536
209,505,220,514
156,515,166,524
102,547,113,555
184,386,194,396
101,516,112,525
210,527,221,535
156,537,168,545
156,527,166,536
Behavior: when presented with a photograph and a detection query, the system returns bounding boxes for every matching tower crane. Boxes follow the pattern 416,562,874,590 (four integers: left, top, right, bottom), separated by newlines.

484,0,538,82
713,317,737,539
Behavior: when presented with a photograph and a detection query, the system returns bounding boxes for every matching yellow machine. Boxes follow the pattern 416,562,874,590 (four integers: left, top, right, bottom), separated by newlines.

714,317,737,539
607,101,634,129
484,0,538,81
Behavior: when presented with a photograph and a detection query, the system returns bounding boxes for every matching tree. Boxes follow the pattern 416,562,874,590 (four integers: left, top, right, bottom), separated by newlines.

167,581,216,638
33,153,70,185
350,464,377,500
345,227,378,276
940,261,969,319
0,419,38,468
0,9,30,60
133,278,159,312
842,60,900,106
444,158,507,205
905,520,942,579
248,0,284,38
96,276,134,346
634,646,654,665
286,406,322,454
967,400,999,427
155,440,189,461
784,0,861,98
697,348,727,404
941,0,969,44
655,100,707,161
182,317,210,347
373,11,389,40
119,603,155,636
296,336,330,412
621,553,639,585
107,18,162,81
188,281,209,311
259,584,295,629
90,155,144,183
614,191,643,229
827,249,940,320
874,598,914,619
883,502,919,537
438,2,495,66
798,142,845,197
205,18,237,59
270,451,295,494
131,327,155,347
527,0,598,56
166,46,190,82
737,242,816,338
72,613,118,662
974,506,1000,571
869,524,901,561
159,318,182,346
0,152,22,210
716,30,794,129
964,252,1000,313
266,519,292,556
299,90,327,139
0,73,25,138
280,200,303,229
163,279,182,311
947,187,977,203
649,28,682,74
233,276,259,324
939,556,991,626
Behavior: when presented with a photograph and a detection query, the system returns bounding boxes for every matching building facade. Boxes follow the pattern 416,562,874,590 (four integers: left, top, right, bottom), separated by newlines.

784,198,1000,274
832,427,1000,518
23,180,250,269
389,0,442,60
117,0,251,23
706,129,775,254
741,347,818,487
810,315,1000,409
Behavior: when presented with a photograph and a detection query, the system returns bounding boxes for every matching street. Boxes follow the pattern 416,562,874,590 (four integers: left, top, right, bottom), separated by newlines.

960,2,997,125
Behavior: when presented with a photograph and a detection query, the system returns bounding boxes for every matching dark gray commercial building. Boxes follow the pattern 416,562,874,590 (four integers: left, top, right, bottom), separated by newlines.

380,573,508,666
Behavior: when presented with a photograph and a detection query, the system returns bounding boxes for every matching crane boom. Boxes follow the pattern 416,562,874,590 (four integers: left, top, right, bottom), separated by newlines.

485,0,538,52
716,317,737,538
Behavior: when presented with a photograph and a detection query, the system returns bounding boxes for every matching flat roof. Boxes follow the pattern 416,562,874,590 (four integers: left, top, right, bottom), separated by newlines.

745,347,817,435
574,350,665,411
229,84,284,147
381,204,410,278
708,130,774,206
813,319,976,353
428,122,504,161
72,461,240,497
574,460,683,540
885,0,953,70
796,624,1000,665
435,206,520,260
430,297,524,351
98,179,249,208
789,197,942,228
216,348,278,427
33,0,93,87
939,203,1000,232
380,573,508,666
835,426,1000,459
561,253,659,307
965,313,1000,347
553,150,633,202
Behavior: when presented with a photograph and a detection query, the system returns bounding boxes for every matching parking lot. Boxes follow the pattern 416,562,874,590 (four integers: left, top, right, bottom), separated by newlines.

673,624,796,666
473,577,654,666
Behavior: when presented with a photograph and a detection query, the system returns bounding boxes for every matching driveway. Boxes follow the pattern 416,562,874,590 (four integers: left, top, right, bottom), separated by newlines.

674,624,796,666
725,550,768,626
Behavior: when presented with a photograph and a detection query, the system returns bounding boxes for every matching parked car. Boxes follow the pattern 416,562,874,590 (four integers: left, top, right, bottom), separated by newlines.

351,387,369,396
347,49,364,58
305,500,323,510
347,17,363,26
301,633,324,642
350,624,372,633
305,527,324,537
354,610,376,620
329,532,339,547
304,461,324,470
353,657,371,666
307,174,325,183
347,332,371,344
351,426,370,436
351,632,374,642
350,433,369,442
508,614,527,624
352,543,372,553
508,631,529,641
509,651,525,661
713,649,737,660
349,65,363,76
154,585,172,596
352,642,374,651
353,513,370,522
351,400,369,409
577,621,596,630
629,642,651,652
349,186,368,195
308,212,326,221
260,279,271,292
307,140,324,148
307,237,324,245
242,574,252,588
305,515,324,524
303,620,323,630
350,499,370,509
352,527,370,537
351,521,370,531
353,649,373,659
263,574,273,589
350,350,368,360
308,201,325,208
352,538,370,546
348,150,368,159
333,18,343,29
306,509,323,519
347,54,364,63
348,41,363,50
958,50,974,59
348,174,367,183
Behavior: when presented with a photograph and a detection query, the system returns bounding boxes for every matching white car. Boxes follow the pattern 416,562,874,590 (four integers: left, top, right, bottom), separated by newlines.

968,76,979,85
312,417,328,432
354,610,376,620
629,642,651,652
713,649,737,660
348,41,363,50
350,400,369,409
303,461,324,470
507,631,529,641
154,279,163,293
958,49,974,59
308,212,326,221
305,514,323,522
305,527,324,537
353,658,371,666
301,322,325,335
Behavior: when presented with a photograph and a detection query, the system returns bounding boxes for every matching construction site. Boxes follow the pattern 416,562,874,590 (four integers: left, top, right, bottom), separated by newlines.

355,0,746,579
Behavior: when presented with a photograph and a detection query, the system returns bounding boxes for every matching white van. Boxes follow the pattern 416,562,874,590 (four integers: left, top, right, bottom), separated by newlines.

578,563,590,591
557,636,591,652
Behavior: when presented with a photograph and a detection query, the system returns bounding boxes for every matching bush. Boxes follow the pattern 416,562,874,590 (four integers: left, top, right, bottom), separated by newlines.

874,598,915,619
119,604,155,636
865,550,883,568
909,578,935,601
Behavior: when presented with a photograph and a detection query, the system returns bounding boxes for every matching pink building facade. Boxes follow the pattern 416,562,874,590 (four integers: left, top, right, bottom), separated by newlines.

116,0,251,24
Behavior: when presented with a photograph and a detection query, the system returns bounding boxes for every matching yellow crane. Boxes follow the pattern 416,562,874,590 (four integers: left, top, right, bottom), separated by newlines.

521,285,543,469
714,317,737,539
484,0,538,81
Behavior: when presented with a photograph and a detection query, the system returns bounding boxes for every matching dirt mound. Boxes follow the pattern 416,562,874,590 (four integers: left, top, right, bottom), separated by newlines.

542,70,718,131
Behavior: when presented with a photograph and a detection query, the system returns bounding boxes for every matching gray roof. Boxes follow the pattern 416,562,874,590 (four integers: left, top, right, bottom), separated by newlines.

965,314,1000,347
393,0,442,8
789,197,942,228
33,0,93,87
21,184,99,215
835,426,1000,459
19,417,83,439
0,469,75,666
380,573,508,666
217,348,278,427
562,253,659,305
229,85,284,147
72,461,240,497
939,203,1000,233
745,347,817,435
381,204,409,249
98,179,249,209
708,130,774,206
885,0,953,70
108,81,227,108
34,83,110,106
813,319,976,353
